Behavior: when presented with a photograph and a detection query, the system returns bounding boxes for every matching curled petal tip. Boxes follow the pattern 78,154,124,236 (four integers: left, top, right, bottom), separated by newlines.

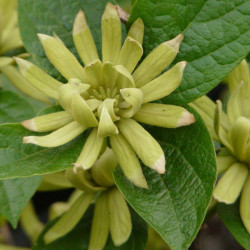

177,111,195,127
153,154,166,174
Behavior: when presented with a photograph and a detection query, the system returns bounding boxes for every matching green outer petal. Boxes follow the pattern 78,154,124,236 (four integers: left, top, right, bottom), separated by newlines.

71,94,98,127
102,3,121,64
23,121,86,148
43,192,95,244
73,10,99,65
133,103,195,128
213,162,248,204
118,36,143,73
127,18,144,45
22,111,73,132
89,192,110,250
91,147,117,187
140,61,186,103
118,119,165,174
15,57,62,100
75,128,105,170
133,34,183,87
216,155,236,175
108,188,132,246
110,133,148,188
38,34,89,83
240,173,250,234
229,117,250,161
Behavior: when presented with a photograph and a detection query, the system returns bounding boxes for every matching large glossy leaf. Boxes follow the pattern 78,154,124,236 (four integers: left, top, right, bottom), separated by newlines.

218,202,250,249
0,89,35,124
114,107,216,250
18,0,115,80
0,124,87,179
34,206,147,250
0,176,42,228
129,0,250,105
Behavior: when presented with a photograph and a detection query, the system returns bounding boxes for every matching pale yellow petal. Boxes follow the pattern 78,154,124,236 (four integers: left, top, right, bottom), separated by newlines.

127,18,144,44
118,119,165,174
73,10,99,65
110,134,148,188
23,121,86,147
102,3,121,63
140,61,186,103
38,34,89,83
133,34,183,87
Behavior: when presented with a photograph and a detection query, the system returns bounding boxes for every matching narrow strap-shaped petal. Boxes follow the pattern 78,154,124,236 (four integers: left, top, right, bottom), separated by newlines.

213,163,248,204
102,3,121,63
190,96,230,142
43,192,95,244
22,111,73,132
140,61,186,103
15,57,62,100
119,88,143,118
227,82,243,124
103,62,118,89
229,116,250,161
98,107,119,137
108,188,132,246
214,100,233,152
228,59,250,93
75,128,105,170
85,59,103,88
66,168,105,192
118,36,143,73
227,80,250,122
114,65,135,89
89,192,110,250
1,64,51,104
110,134,148,188
127,18,144,44
23,121,86,147
240,173,250,234
216,149,237,175
38,34,89,83
91,147,117,187
71,94,98,127
133,34,183,87
73,10,99,65
134,103,195,128
118,119,165,174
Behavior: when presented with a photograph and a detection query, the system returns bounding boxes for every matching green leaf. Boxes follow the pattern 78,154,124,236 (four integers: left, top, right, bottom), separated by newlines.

34,206,147,250
129,0,250,105
0,176,42,228
18,0,114,80
218,202,250,249
0,124,87,179
0,89,35,123
114,107,216,250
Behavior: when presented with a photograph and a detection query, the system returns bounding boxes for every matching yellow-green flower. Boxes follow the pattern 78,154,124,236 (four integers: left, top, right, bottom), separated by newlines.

18,3,195,188
190,59,250,234
42,147,132,250
0,0,50,103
